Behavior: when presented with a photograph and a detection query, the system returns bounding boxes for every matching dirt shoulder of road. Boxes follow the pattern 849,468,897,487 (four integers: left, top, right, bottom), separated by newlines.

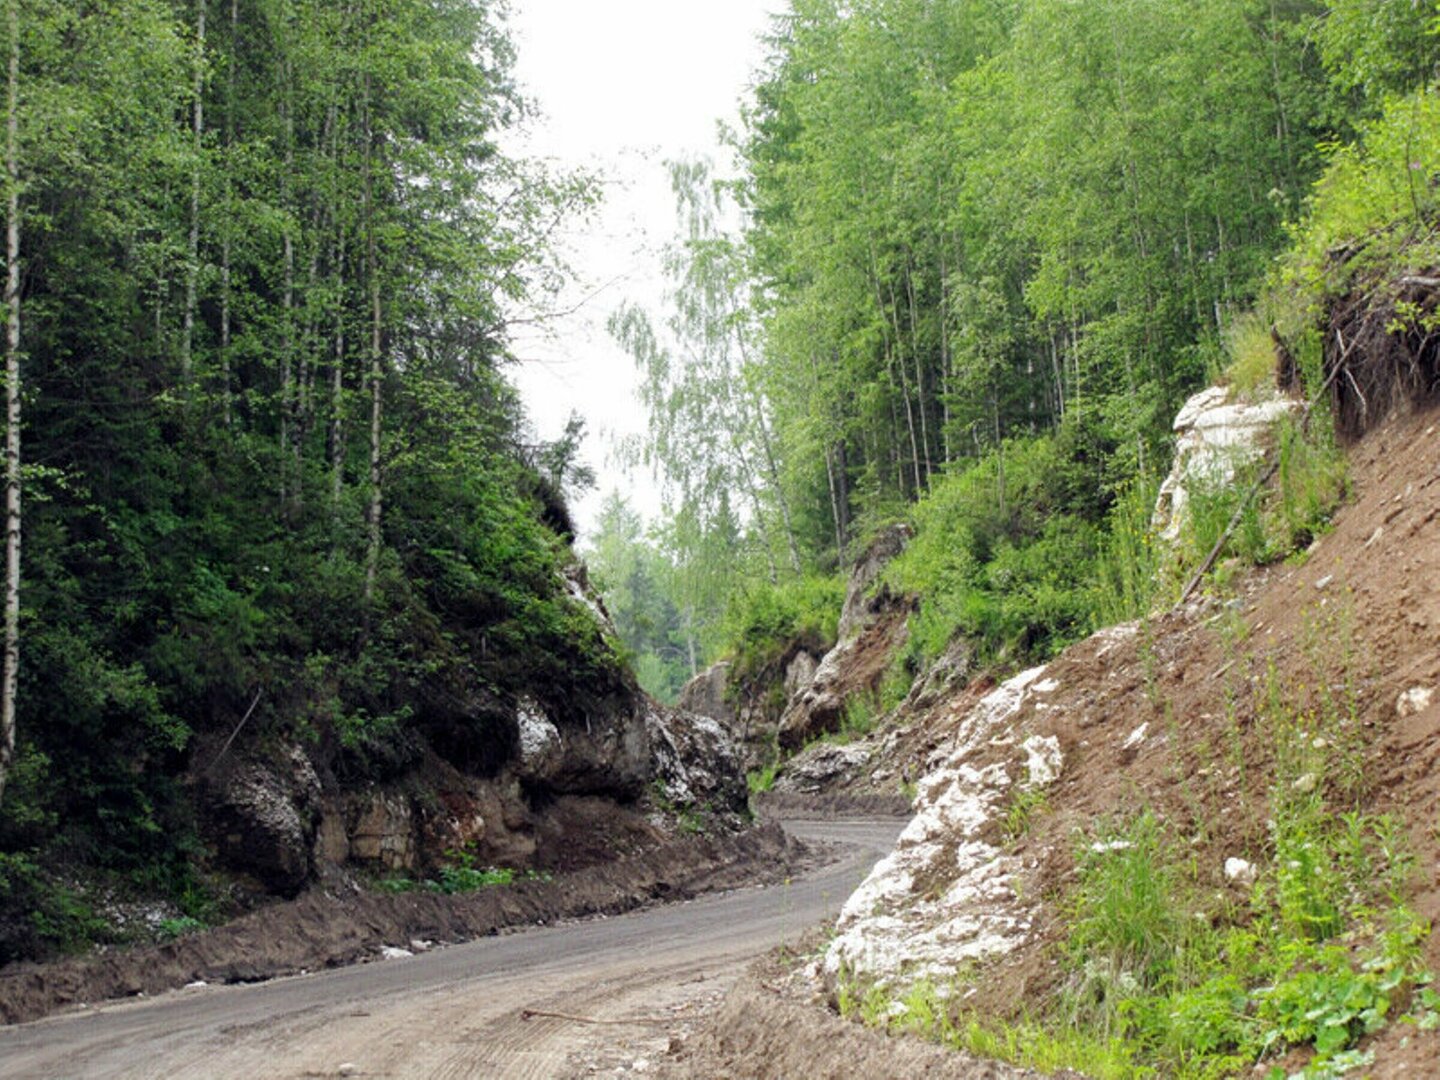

0,821,819,1027
651,944,1071,1080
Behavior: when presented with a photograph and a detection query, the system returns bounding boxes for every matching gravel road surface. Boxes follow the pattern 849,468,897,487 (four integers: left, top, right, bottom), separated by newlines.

0,818,902,1079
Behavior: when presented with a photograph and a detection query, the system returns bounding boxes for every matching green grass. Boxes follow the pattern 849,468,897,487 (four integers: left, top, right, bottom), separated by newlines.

373,850,552,897
1002,786,1050,843
1224,311,1282,394
747,758,781,795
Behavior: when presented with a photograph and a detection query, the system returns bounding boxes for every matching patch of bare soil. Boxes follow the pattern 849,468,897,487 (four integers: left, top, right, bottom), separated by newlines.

651,947,1070,1080
0,820,818,1027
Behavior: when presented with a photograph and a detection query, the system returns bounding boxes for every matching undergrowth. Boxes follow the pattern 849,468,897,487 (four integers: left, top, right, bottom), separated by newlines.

375,848,553,896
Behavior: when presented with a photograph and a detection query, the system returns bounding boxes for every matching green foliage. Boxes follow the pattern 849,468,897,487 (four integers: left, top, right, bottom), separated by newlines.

1226,312,1284,395
156,916,206,941
842,974,1147,1079
1172,413,1348,583
1002,786,1050,843
433,852,518,895
1090,476,1166,625
718,574,844,682
747,757,781,796
1067,812,1184,1013
889,435,1111,667
374,851,551,898
0,852,112,963
1284,87,1440,303
583,493,695,702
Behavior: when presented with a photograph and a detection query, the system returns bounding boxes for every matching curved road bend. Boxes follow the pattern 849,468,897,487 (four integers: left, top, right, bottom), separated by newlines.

0,818,903,1079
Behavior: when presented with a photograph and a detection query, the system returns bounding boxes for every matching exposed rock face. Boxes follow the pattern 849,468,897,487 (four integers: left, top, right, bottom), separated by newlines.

902,635,973,713
645,703,746,813
676,661,735,725
821,637,1123,994
510,695,653,800
1153,385,1300,543
777,611,910,751
204,746,322,897
837,523,912,641
784,650,820,700
774,742,871,794
775,525,914,752
514,697,564,782
346,793,416,871
198,561,747,896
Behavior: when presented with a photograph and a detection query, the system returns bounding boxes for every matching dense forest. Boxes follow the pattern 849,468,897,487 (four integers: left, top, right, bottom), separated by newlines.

0,0,618,958
590,0,1440,702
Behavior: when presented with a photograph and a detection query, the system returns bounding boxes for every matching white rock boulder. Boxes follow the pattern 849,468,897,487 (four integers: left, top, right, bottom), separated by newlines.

1153,385,1300,544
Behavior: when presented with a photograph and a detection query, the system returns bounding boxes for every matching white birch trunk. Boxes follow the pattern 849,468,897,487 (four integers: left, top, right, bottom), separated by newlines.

182,0,204,389
1,0,20,801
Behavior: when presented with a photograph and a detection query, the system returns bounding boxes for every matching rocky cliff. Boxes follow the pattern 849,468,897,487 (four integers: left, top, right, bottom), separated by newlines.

190,565,746,901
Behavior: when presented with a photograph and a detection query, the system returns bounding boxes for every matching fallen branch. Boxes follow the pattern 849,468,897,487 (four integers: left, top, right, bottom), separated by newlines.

1176,348,1347,606
208,687,264,772
519,1007,670,1026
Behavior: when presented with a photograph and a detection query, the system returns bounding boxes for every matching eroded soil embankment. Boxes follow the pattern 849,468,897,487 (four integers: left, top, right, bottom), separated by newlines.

656,956,1070,1080
0,822,813,1027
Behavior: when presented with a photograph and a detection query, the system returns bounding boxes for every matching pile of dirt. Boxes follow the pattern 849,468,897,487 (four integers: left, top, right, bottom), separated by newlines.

655,950,1073,1080
0,820,817,1027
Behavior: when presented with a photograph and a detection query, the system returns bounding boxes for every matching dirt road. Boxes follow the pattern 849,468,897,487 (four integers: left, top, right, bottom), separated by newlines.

0,819,901,1079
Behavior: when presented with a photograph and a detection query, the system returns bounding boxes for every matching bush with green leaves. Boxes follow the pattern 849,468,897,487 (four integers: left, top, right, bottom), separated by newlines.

718,574,845,685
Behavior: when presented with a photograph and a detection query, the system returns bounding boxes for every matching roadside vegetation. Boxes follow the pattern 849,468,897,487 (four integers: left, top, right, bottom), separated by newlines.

0,0,608,965
840,614,1433,1078
376,850,553,897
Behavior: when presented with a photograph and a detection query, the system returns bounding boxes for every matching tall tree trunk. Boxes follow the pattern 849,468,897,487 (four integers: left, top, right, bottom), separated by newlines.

329,221,346,509
364,270,381,598
877,260,923,495
904,260,932,485
939,241,952,464
182,0,205,390
217,0,237,426
729,316,801,575
279,58,294,508
1,0,19,802
362,76,382,602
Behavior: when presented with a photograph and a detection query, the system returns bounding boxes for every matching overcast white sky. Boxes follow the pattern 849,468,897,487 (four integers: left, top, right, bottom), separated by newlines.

504,0,778,539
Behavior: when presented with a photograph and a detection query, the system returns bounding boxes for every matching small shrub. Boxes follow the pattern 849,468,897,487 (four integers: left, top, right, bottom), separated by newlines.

719,574,845,683
747,759,781,795
1003,787,1050,843
156,915,205,940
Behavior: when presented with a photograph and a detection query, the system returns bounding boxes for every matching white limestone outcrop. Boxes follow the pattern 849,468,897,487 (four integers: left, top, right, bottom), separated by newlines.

1153,385,1300,543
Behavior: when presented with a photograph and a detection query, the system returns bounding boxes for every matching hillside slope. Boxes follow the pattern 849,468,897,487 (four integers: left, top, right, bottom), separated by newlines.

668,394,1439,1077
